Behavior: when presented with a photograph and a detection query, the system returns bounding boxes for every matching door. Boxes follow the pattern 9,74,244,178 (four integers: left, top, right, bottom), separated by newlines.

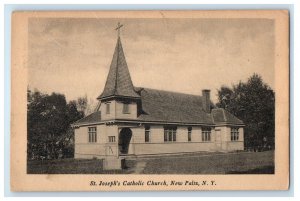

119,128,132,154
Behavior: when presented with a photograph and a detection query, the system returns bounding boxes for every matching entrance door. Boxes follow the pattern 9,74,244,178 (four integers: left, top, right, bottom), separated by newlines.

119,128,132,154
215,129,222,150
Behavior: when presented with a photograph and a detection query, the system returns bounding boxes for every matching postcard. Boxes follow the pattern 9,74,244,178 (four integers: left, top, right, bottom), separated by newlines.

11,10,289,191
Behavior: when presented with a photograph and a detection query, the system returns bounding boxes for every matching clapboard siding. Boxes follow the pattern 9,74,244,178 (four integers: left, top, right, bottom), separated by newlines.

74,144,106,159
115,100,137,119
74,124,244,158
133,142,215,155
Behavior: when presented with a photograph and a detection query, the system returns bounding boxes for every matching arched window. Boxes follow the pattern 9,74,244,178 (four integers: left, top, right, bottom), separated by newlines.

123,102,130,114
164,126,177,142
106,103,110,114
201,127,211,142
188,127,192,142
145,125,150,142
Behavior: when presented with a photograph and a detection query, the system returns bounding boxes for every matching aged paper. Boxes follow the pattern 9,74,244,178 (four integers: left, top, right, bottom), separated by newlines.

11,10,289,191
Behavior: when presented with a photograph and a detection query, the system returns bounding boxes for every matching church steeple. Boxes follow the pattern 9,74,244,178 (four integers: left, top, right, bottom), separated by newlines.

98,25,140,100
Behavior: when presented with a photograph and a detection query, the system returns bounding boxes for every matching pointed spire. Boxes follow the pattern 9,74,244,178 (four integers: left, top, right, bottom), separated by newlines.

98,36,140,100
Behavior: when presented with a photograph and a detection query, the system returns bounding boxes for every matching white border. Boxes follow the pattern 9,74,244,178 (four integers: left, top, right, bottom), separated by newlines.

1,1,298,200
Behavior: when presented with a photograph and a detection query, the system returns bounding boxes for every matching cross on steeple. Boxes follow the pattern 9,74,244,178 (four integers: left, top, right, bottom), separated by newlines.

115,22,123,37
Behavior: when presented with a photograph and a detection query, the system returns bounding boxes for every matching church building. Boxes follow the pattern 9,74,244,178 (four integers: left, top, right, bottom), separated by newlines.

72,27,244,159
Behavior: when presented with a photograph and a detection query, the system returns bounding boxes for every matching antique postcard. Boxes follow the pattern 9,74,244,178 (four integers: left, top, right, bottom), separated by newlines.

11,10,289,191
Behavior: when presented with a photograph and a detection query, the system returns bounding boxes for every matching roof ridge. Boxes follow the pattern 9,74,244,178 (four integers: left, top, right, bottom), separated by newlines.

136,86,203,98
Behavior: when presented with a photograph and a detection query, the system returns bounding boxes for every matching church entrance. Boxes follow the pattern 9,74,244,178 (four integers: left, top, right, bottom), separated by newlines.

119,128,132,154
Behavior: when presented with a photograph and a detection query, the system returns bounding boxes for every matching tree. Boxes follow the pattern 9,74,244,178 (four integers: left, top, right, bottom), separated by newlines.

86,97,98,116
76,96,88,116
216,74,275,150
27,89,84,160
75,95,98,116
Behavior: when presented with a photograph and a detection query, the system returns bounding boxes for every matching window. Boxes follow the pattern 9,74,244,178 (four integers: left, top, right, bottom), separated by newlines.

145,126,150,142
202,127,211,142
123,103,130,114
106,103,110,114
231,128,239,141
108,136,116,142
88,127,97,143
188,127,192,142
164,126,177,142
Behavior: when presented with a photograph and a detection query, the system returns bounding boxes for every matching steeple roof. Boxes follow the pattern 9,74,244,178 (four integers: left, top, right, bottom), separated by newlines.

98,36,140,100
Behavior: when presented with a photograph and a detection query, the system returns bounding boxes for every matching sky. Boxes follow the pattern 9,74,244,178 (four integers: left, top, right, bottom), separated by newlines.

28,18,274,103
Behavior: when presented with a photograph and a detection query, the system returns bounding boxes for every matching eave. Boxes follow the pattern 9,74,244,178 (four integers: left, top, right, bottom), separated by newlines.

72,119,244,128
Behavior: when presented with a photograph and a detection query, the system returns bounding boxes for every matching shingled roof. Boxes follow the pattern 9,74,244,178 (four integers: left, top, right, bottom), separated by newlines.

211,108,243,125
73,111,101,125
97,37,140,100
73,87,243,126
136,87,214,124
73,35,243,127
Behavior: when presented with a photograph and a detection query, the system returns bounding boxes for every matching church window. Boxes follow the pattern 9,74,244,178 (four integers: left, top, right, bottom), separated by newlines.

202,127,211,142
123,102,130,114
108,136,116,142
88,127,97,143
188,127,192,142
231,128,239,141
145,126,150,142
106,103,110,114
164,126,177,142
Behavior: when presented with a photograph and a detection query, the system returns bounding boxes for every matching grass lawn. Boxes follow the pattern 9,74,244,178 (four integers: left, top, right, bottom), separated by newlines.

141,150,274,174
27,158,136,174
27,150,274,174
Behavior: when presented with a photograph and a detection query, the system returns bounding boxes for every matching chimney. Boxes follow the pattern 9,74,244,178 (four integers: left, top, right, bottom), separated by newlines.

202,89,211,113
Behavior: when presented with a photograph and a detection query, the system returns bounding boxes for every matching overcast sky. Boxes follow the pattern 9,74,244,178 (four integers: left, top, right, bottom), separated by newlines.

28,18,274,103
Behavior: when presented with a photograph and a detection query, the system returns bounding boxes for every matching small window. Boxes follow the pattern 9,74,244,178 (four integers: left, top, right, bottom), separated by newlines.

88,127,97,143
188,127,192,142
108,136,116,142
202,127,211,142
106,103,110,114
231,128,239,141
145,126,150,142
164,126,177,142
123,103,130,114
